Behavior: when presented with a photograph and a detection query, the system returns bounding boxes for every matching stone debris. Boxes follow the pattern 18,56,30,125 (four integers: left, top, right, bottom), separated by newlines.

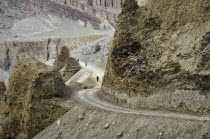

57,119,61,126
78,114,85,121
116,131,123,139
104,123,110,129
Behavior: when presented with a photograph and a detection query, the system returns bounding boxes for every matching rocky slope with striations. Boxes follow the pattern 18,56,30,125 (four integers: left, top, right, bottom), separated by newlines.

101,0,210,113
8,0,124,30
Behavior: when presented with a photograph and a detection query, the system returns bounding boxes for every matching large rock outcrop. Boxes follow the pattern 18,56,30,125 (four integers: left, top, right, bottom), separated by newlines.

101,0,210,113
0,58,70,139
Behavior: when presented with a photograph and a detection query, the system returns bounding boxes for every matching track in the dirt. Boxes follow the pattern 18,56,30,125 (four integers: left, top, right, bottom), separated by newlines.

76,89,210,121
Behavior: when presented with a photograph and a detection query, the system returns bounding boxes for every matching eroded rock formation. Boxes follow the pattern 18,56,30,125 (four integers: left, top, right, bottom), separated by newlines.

0,58,70,139
101,0,210,113
54,46,81,82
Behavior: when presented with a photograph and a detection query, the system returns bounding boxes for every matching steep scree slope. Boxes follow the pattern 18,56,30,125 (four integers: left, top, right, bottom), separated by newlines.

101,0,210,113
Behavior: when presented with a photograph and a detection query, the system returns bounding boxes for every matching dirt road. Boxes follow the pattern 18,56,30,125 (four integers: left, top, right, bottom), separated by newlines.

76,89,210,121
67,60,210,121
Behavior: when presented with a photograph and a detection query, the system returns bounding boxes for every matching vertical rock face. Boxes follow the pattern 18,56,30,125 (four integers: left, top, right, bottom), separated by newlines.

0,39,58,71
65,0,125,26
101,0,210,113
72,0,124,9
0,58,69,139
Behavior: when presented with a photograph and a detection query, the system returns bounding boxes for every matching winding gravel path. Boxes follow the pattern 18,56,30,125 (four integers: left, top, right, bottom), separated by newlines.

77,89,210,121
69,61,210,121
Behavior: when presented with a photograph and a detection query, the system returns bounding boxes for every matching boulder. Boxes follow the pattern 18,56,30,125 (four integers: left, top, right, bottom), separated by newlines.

0,58,70,139
94,44,101,53
54,47,81,82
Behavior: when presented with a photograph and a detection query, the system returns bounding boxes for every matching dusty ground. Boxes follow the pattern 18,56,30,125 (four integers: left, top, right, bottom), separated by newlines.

34,98,210,139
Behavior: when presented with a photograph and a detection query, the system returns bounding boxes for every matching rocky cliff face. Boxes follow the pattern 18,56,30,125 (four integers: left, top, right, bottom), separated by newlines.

0,58,70,139
8,0,101,29
8,0,124,30
101,0,210,113
68,0,124,26
0,35,103,71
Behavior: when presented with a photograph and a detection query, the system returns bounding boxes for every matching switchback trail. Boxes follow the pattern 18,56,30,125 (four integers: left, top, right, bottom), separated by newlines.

68,60,210,121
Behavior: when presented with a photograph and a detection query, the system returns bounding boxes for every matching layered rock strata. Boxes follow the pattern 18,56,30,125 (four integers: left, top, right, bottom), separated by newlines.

0,58,70,139
68,0,124,26
101,0,210,113
8,0,124,29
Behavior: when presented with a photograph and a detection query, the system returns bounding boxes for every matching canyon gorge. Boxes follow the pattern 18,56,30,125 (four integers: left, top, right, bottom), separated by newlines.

0,0,210,138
